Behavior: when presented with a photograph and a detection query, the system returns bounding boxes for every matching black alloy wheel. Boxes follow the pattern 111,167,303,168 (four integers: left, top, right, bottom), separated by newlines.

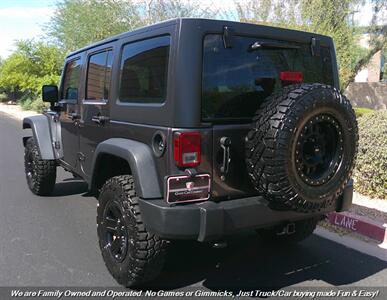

97,175,167,287
24,137,56,196
101,201,129,263
295,114,344,186
25,149,36,187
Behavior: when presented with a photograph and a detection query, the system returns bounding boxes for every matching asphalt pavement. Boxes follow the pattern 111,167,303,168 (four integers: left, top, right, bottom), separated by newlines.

0,111,386,290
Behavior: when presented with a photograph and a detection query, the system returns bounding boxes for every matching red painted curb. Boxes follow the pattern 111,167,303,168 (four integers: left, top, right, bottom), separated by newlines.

326,211,387,243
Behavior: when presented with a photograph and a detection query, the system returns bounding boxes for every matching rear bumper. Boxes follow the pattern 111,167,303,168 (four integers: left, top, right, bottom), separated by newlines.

139,180,353,242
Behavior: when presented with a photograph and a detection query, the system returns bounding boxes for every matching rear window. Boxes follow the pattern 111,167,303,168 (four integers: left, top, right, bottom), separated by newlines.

202,34,334,121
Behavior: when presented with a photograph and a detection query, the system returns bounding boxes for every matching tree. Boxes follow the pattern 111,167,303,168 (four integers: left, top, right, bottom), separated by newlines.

46,0,220,53
383,49,387,81
300,0,361,89
141,0,217,24
233,0,386,90
0,40,64,98
234,0,302,27
347,0,387,85
46,0,142,53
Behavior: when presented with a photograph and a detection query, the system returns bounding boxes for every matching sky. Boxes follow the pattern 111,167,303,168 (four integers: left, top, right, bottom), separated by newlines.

0,0,380,59
0,0,56,58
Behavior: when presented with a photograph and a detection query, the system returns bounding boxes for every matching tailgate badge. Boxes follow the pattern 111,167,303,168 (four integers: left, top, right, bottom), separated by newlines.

186,181,195,189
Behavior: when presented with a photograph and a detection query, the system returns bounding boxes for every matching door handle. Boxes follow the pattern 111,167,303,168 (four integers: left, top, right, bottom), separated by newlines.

91,115,109,125
220,136,231,180
68,112,80,121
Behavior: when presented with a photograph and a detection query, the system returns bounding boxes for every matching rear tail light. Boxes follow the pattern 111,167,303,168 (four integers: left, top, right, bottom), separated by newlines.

280,71,303,84
173,132,201,168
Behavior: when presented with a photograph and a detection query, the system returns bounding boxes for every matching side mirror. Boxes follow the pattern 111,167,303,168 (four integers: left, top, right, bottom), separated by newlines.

42,85,58,103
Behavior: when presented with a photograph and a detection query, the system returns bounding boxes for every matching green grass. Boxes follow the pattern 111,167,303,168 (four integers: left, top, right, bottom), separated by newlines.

354,107,374,118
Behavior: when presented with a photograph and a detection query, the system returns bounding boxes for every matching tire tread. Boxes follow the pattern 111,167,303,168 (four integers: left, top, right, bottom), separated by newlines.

97,175,167,287
245,83,358,212
24,137,56,196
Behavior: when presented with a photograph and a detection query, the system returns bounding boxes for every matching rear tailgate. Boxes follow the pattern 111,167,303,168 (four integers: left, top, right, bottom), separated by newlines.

202,34,335,200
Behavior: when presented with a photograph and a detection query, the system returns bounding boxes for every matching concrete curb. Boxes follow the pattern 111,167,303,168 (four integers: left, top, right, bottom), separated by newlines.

326,211,387,247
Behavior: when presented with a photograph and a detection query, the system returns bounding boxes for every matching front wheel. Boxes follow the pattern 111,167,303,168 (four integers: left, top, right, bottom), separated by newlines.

24,137,56,196
97,175,167,287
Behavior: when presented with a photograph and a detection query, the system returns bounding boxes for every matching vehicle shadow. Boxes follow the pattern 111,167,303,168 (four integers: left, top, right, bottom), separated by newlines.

45,175,387,291
145,232,387,292
50,179,89,197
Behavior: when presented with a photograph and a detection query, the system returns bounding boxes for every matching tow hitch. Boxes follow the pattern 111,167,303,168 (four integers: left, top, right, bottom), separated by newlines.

212,241,228,249
277,222,296,236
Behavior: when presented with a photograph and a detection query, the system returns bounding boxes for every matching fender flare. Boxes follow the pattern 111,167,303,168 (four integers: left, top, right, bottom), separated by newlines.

22,115,55,160
90,138,162,199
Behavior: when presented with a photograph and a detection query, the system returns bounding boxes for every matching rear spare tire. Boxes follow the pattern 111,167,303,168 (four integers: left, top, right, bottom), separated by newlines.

245,83,358,212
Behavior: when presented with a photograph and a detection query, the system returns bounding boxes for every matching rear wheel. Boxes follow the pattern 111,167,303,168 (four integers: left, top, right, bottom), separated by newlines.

24,137,56,196
257,218,318,244
245,84,358,212
97,175,167,287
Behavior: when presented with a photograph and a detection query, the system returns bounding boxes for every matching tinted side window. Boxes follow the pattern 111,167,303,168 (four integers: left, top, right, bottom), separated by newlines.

86,50,113,100
119,36,170,104
62,58,81,100
105,50,113,98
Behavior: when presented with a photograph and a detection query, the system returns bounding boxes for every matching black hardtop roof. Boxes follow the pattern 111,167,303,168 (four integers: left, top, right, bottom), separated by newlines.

66,18,179,59
66,18,332,59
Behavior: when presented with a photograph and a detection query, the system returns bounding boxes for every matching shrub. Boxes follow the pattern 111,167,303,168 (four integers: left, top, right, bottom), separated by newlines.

19,97,34,110
18,97,48,113
0,93,8,102
31,99,48,113
353,107,374,118
354,110,387,199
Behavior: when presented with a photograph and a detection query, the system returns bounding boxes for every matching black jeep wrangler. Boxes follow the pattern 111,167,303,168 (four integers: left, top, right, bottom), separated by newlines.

22,18,358,287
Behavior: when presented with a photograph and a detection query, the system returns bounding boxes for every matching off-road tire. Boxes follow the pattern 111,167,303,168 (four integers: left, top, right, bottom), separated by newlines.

24,137,56,196
257,218,318,244
97,175,167,287
245,83,358,212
